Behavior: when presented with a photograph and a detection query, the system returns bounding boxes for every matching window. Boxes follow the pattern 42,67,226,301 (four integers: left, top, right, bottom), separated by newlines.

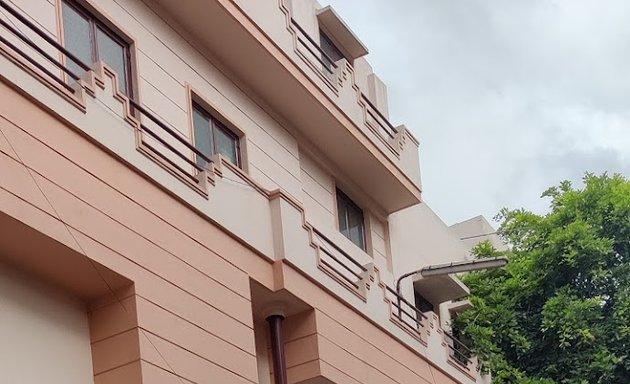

336,189,366,250
192,103,240,167
61,1,132,96
319,31,345,73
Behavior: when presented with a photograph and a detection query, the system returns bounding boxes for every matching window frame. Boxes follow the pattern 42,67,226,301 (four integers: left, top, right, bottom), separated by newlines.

60,0,134,97
335,188,367,251
191,102,241,168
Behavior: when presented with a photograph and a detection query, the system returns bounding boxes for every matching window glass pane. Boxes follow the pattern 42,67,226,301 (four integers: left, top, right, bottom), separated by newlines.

214,124,238,165
347,205,365,249
96,28,128,95
337,190,365,250
337,202,348,236
193,108,212,168
62,3,92,78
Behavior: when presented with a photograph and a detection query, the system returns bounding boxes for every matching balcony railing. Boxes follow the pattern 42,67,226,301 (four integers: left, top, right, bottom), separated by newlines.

312,227,369,295
0,0,213,186
131,98,215,184
385,285,428,336
361,93,397,141
312,226,429,338
0,0,84,93
444,331,474,370
290,18,337,84
286,16,403,159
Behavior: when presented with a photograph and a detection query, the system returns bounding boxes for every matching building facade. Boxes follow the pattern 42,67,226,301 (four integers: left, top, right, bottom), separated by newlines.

0,0,484,383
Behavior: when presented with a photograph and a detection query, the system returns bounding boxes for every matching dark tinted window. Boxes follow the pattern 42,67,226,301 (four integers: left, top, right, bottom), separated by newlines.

192,104,240,167
320,32,345,62
336,189,365,250
319,31,345,72
414,292,434,313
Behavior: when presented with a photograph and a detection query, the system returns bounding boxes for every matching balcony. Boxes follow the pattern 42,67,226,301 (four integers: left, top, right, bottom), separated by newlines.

444,332,478,376
270,194,478,383
147,0,422,214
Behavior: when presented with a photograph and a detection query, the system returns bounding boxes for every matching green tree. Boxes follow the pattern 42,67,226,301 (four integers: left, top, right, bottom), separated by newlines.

455,173,630,384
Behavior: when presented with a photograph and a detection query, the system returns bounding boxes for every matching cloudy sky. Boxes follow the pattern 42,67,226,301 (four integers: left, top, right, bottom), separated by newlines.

324,0,630,225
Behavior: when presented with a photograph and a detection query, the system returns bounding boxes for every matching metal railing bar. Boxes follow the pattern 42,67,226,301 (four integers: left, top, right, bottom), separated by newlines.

392,304,421,327
312,228,368,272
140,124,205,172
448,345,472,359
385,285,429,320
0,33,73,92
361,93,397,137
128,99,213,165
366,108,395,139
297,37,334,75
449,353,471,370
320,258,360,289
444,332,473,368
290,18,338,70
0,0,89,71
444,332,473,354
453,344,473,357
0,17,81,81
141,141,198,183
450,356,471,370
319,247,363,279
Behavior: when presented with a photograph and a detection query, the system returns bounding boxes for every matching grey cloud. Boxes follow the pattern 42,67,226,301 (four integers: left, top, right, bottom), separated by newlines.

325,0,630,223
496,148,630,217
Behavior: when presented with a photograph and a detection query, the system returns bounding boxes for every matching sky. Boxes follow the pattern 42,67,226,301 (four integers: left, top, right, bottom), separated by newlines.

323,0,630,225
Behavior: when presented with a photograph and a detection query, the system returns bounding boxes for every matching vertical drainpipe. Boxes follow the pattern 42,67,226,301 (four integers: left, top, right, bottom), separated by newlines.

267,313,288,384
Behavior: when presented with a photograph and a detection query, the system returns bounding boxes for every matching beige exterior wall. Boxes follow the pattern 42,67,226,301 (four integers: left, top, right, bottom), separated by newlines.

390,203,471,320
391,204,471,277
0,0,480,382
0,263,94,384
450,215,508,253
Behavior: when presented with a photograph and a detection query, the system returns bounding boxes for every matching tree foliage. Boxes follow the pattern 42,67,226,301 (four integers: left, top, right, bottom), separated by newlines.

455,173,630,384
